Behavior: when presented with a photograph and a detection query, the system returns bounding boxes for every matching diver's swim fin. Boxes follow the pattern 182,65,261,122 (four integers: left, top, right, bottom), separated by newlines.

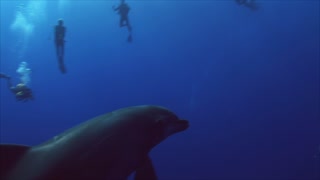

58,57,67,74
59,63,66,74
127,34,132,43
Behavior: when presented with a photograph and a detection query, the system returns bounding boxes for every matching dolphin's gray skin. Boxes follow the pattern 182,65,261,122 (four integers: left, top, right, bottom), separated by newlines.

0,105,189,180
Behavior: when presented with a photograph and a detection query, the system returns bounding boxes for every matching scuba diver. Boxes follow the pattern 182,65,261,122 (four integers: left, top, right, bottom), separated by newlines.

54,19,67,73
235,0,258,11
113,0,133,42
0,73,34,102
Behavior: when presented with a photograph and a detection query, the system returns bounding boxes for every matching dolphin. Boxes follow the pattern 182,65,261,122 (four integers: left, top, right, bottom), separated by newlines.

0,105,189,180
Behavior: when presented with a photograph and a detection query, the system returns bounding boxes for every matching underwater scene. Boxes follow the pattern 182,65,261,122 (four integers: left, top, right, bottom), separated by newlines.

0,0,319,180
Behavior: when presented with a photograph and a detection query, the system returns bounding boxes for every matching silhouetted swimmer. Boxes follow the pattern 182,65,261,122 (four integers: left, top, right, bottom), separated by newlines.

54,19,67,73
235,0,258,11
0,73,34,102
113,0,133,42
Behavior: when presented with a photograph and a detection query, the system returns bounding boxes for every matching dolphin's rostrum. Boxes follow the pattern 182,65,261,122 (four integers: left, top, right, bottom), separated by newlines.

0,105,189,180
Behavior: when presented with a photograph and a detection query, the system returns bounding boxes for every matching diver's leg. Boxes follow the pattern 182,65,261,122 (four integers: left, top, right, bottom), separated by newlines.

56,44,63,58
123,16,131,31
61,44,64,58
125,17,129,27
58,45,66,73
56,43,59,57
120,17,126,27
57,46,60,57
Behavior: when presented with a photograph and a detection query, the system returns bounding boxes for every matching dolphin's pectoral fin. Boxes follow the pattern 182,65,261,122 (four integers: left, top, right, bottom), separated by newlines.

134,156,157,180
0,144,31,179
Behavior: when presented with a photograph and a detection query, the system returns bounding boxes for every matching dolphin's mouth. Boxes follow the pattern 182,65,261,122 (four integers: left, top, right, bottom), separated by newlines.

163,119,189,137
175,119,189,132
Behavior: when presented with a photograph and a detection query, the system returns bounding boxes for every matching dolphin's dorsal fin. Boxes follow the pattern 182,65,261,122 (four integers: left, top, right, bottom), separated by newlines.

0,144,30,178
134,156,157,180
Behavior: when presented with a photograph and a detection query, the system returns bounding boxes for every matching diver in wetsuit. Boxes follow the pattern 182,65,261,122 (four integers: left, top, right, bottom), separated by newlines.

55,19,67,73
113,0,133,42
0,73,34,102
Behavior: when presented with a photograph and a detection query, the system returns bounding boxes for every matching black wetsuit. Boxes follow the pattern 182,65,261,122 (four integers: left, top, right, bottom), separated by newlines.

1,73,33,101
115,3,131,31
55,24,67,73
55,25,66,58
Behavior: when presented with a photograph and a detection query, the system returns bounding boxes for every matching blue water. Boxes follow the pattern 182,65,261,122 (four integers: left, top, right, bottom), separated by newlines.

1,1,319,180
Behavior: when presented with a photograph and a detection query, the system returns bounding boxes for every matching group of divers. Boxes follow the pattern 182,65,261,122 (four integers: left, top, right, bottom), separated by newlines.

0,0,257,103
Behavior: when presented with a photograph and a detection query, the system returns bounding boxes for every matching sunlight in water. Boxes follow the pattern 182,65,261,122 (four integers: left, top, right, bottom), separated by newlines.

10,11,34,37
58,0,70,11
58,0,71,18
10,1,47,59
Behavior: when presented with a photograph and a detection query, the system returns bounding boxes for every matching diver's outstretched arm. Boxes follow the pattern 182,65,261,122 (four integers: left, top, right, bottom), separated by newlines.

1,73,16,93
0,73,10,79
112,5,119,11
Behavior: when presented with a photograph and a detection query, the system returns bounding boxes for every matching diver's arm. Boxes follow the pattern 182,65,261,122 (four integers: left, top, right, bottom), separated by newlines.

0,73,10,79
113,5,119,11
1,73,15,93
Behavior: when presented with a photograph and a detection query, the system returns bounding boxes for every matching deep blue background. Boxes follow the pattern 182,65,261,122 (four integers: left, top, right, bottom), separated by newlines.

1,1,319,180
